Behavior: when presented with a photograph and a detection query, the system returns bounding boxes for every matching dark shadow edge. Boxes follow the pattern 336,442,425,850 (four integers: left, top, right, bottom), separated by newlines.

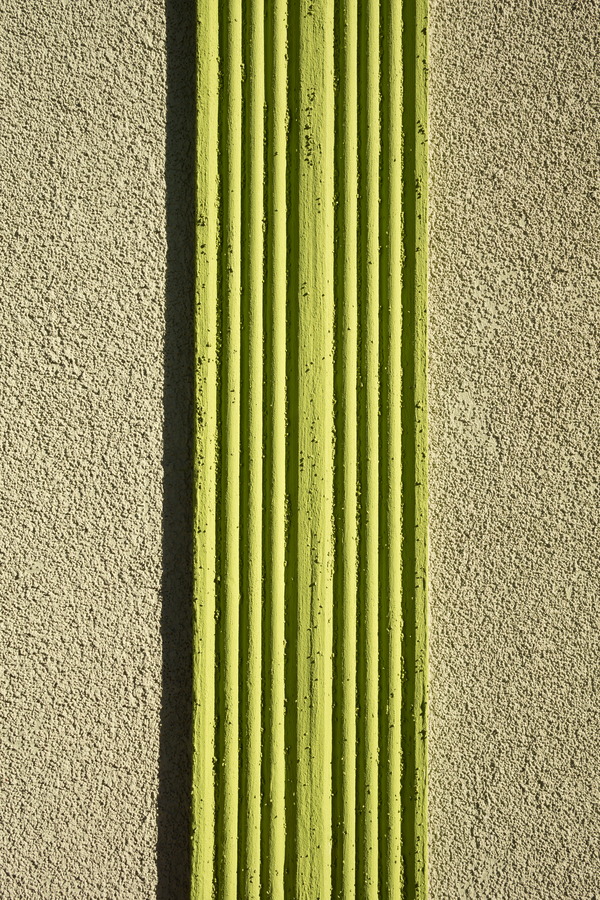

158,0,195,896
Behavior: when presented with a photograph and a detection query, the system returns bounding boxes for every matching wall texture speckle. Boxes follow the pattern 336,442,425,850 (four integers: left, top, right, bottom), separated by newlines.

428,1,600,896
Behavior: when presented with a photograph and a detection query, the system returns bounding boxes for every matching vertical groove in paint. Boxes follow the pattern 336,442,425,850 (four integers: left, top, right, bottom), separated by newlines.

192,0,428,897
331,0,358,896
356,0,380,894
283,0,300,888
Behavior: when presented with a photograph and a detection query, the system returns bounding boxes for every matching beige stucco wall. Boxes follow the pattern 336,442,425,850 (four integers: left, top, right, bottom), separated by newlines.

428,0,599,896
0,0,597,897
0,1,194,896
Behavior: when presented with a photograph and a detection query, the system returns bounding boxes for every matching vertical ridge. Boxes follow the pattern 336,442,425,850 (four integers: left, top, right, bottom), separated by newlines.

413,0,429,893
191,0,219,896
262,0,287,897
332,0,358,897
401,0,429,898
293,0,336,896
216,2,242,897
283,0,300,889
379,0,405,898
356,0,380,895
239,0,264,895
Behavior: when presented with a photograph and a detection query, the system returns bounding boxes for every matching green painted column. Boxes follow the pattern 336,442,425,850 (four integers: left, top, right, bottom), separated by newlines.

191,0,428,896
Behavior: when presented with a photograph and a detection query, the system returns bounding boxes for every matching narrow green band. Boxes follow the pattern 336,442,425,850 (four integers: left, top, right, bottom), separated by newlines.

401,0,429,896
192,0,428,896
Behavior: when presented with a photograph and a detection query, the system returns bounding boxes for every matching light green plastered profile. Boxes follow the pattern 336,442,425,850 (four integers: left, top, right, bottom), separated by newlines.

191,0,428,897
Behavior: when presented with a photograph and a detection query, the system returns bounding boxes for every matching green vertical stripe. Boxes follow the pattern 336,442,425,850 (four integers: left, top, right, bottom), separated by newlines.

191,0,218,896
401,0,429,897
192,0,428,896
261,0,287,897
331,0,358,895
239,0,264,895
379,0,405,895
356,0,381,894
290,3,336,896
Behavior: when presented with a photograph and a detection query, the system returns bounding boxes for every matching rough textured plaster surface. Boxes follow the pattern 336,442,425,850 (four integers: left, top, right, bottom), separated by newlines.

2,0,599,897
0,2,187,896
428,1,600,897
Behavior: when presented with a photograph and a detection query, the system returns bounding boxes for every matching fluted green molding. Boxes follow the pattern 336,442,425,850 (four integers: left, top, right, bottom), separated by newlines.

191,0,428,897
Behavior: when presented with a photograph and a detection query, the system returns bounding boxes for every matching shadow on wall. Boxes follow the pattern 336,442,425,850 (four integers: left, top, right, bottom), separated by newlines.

158,0,195,897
